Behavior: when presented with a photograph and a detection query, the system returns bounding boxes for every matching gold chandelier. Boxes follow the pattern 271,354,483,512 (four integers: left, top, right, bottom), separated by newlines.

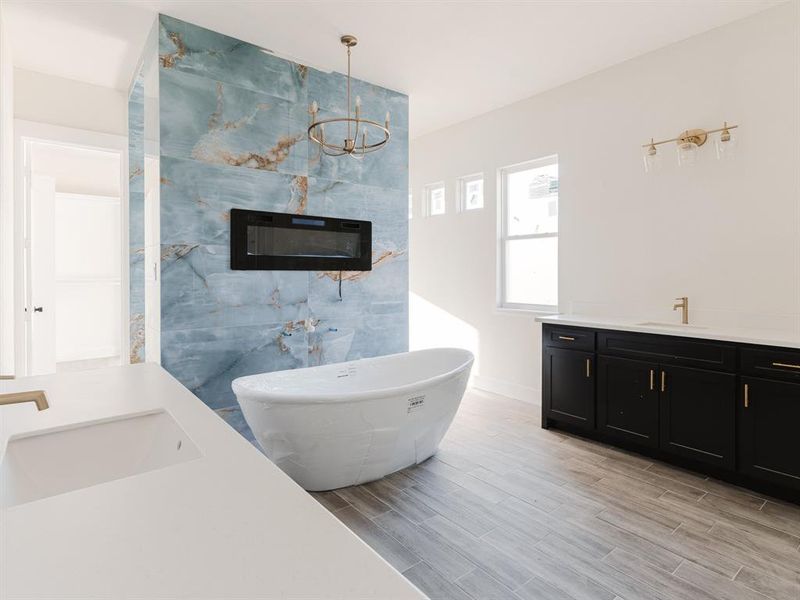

308,35,391,158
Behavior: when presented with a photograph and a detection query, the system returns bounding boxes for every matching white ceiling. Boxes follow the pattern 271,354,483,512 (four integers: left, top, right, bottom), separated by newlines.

2,0,783,138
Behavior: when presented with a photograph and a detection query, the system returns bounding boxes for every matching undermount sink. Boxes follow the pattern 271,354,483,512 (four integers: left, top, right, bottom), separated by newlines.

0,410,201,508
636,321,708,330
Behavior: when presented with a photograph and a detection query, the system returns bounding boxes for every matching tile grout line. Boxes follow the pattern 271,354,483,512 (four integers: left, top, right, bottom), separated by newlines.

399,559,423,575
331,505,349,514
450,568,483,600
671,558,685,575
456,566,523,599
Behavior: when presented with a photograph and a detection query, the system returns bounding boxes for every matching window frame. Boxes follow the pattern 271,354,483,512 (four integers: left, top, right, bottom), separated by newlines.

457,172,484,212
497,155,559,313
424,181,446,217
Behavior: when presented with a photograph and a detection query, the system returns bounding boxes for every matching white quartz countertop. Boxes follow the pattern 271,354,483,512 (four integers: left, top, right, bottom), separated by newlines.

0,364,424,600
536,314,800,349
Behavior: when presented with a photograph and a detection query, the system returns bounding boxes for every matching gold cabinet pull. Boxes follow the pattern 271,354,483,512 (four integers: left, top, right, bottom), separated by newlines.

660,370,666,393
771,361,800,370
558,335,576,341
649,369,655,391
744,383,749,408
586,358,591,378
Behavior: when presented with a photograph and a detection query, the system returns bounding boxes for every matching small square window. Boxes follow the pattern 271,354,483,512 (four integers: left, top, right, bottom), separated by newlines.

424,182,446,216
458,174,484,211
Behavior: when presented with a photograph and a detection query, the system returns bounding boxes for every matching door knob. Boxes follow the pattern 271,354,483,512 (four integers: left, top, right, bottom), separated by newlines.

33,306,43,313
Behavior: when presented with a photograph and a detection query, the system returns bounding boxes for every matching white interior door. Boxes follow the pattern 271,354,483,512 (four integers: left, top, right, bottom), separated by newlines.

54,192,121,363
29,173,56,375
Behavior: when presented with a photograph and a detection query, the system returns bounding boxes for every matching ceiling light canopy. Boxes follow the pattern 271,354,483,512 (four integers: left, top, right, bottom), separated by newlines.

308,35,391,159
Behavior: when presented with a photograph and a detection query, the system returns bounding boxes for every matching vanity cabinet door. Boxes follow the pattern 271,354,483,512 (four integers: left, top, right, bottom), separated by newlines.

543,347,595,429
597,356,659,448
659,366,736,469
739,377,800,490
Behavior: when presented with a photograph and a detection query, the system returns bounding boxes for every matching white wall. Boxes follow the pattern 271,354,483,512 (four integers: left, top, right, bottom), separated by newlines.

410,2,800,403
14,68,127,136
30,142,120,196
0,6,15,376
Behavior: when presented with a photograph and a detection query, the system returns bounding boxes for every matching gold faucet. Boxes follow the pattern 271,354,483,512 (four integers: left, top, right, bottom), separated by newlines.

0,390,49,411
672,296,689,325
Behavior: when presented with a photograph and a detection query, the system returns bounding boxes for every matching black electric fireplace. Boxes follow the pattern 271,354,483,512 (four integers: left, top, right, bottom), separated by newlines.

230,208,372,271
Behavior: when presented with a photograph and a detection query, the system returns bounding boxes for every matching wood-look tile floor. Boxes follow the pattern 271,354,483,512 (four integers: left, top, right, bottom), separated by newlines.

310,389,800,600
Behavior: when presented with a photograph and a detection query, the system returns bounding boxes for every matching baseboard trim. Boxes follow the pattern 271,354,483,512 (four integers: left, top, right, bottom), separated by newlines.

470,374,541,405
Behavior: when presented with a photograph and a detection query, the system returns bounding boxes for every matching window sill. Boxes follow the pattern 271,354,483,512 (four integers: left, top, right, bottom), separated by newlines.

495,306,559,317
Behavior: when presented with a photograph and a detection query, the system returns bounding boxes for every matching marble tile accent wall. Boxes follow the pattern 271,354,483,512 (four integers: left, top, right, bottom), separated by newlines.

128,67,145,364
152,15,408,413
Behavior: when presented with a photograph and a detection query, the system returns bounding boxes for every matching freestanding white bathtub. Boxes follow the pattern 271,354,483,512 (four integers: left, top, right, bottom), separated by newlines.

232,348,474,491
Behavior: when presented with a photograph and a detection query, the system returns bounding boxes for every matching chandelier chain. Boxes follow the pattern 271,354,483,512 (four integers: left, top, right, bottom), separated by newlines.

346,45,351,142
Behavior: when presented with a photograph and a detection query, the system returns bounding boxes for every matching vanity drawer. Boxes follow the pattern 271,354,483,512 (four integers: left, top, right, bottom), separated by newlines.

597,330,736,372
543,326,595,351
741,347,800,382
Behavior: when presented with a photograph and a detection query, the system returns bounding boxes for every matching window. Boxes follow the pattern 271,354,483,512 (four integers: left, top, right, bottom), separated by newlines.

499,156,558,311
424,182,446,216
458,173,484,211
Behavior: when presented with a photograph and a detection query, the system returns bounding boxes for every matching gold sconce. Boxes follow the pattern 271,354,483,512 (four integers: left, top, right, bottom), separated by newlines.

643,122,738,172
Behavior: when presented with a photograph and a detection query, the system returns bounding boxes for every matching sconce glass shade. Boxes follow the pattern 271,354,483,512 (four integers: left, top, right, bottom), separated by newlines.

677,141,698,167
643,146,661,173
716,130,737,160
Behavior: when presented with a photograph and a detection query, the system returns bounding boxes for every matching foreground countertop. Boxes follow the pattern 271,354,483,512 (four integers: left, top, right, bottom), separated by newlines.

536,314,800,349
0,364,424,600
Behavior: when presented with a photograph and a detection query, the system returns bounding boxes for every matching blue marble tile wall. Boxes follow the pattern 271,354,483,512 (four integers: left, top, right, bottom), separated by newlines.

128,67,145,364
156,15,408,422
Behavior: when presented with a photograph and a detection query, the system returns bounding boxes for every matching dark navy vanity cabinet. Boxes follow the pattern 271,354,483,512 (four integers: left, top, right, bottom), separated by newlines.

542,323,800,503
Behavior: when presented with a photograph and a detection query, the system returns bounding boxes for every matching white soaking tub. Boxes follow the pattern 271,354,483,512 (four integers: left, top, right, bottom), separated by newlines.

232,348,474,491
